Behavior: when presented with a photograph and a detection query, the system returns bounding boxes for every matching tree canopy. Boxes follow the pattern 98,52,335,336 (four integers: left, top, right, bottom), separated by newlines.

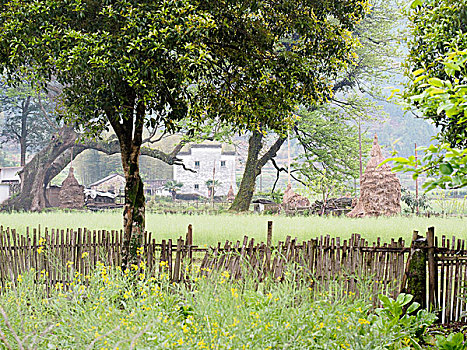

389,0,467,190
0,0,369,265
0,82,55,165
403,0,467,147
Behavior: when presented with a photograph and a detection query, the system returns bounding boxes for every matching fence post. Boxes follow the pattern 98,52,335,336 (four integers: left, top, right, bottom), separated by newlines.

267,221,273,247
186,224,193,271
404,233,428,308
186,224,193,246
265,221,273,274
426,227,437,313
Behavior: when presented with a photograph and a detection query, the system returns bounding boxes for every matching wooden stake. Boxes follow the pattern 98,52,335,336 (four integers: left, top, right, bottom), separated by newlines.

427,227,437,313
267,221,273,248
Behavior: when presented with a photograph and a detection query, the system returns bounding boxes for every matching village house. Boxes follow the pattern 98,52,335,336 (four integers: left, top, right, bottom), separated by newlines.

145,179,171,197
0,166,22,204
173,144,236,198
88,173,126,194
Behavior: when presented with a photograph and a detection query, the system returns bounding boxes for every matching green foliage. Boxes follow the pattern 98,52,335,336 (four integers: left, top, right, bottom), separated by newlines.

435,333,467,350
405,51,467,147
403,0,467,147
205,179,221,197
293,106,371,192
388,141,467,191
163,180,183,200
0,264,438,350
0,0,369,136
205,179,220,189
374,293,436,348
390,8,467,191
401,187,431,214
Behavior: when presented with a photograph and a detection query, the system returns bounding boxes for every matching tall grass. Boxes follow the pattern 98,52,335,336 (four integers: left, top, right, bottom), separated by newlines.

0,211,465,245
0,263,436,349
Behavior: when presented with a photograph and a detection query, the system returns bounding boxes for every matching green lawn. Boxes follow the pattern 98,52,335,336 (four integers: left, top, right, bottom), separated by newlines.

0,211,465,245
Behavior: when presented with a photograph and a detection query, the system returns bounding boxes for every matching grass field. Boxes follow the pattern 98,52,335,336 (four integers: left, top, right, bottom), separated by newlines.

0,211,466,245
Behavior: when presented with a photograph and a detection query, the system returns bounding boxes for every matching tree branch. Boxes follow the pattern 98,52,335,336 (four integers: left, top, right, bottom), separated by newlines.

256,136,286,171
270,158,307,187
37,96,58,130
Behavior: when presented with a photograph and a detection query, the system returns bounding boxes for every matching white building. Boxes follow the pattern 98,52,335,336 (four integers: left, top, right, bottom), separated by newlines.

0,166,22,204
174,144,236,197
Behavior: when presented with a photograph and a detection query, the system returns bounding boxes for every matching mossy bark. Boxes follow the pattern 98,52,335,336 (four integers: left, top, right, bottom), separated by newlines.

230,132,286,212
121,156,145,270
2,126,78,211
230,131,263,212
109,98,146,271
405,238,427,308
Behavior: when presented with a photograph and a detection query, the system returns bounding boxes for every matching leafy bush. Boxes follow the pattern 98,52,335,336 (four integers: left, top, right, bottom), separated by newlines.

435,333,467,350
401,187,431,214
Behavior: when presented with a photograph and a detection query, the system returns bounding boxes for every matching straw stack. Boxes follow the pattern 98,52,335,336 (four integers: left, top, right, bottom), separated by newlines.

58,167,85,209
347,134,401,217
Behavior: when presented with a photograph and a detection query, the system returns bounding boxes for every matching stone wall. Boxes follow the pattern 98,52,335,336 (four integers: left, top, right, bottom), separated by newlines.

173,145,236,197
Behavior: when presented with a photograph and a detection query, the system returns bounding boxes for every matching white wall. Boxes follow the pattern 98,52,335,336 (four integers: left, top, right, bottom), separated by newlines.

174,147,236,197
0,184,10,204
0,167,22,182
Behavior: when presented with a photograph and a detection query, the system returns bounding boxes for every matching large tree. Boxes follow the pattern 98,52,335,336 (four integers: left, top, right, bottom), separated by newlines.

230,0,399,211
293,106,371,190
0,0,367,266
0,82,55,166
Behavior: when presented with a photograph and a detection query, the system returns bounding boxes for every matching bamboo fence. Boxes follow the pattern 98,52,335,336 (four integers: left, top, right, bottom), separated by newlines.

0,223,464,323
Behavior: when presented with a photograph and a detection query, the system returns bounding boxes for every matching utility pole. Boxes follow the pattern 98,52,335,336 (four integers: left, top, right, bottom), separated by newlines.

415,143,419,215
358,117,363,182
211,161,216,208
287,129,291,185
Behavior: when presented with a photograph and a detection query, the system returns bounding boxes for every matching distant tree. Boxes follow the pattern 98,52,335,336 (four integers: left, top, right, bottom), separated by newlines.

230,0,399,211
164,180,183,201
292,106,371,193
0,82,55,166
401,187,431,214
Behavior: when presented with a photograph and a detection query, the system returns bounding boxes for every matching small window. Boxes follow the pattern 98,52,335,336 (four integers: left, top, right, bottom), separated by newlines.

194,161,200,167
194,184,199,190
221,161,226,167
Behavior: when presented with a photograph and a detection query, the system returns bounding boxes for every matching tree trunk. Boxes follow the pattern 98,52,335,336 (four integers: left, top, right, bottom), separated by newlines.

230,132,286,212
121,151,145,270
230,131,263,211
108,98,146,270
20,96,31,166
3,126,78,211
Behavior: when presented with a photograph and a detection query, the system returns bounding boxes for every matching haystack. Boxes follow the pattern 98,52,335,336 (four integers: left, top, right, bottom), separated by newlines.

226,185,235,202
347,135,401,218
59,167,85,209
282,183,310,209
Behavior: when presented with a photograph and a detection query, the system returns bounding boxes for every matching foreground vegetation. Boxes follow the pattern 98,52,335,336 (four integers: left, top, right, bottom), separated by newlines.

0,263,454,349
0,211,466,246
